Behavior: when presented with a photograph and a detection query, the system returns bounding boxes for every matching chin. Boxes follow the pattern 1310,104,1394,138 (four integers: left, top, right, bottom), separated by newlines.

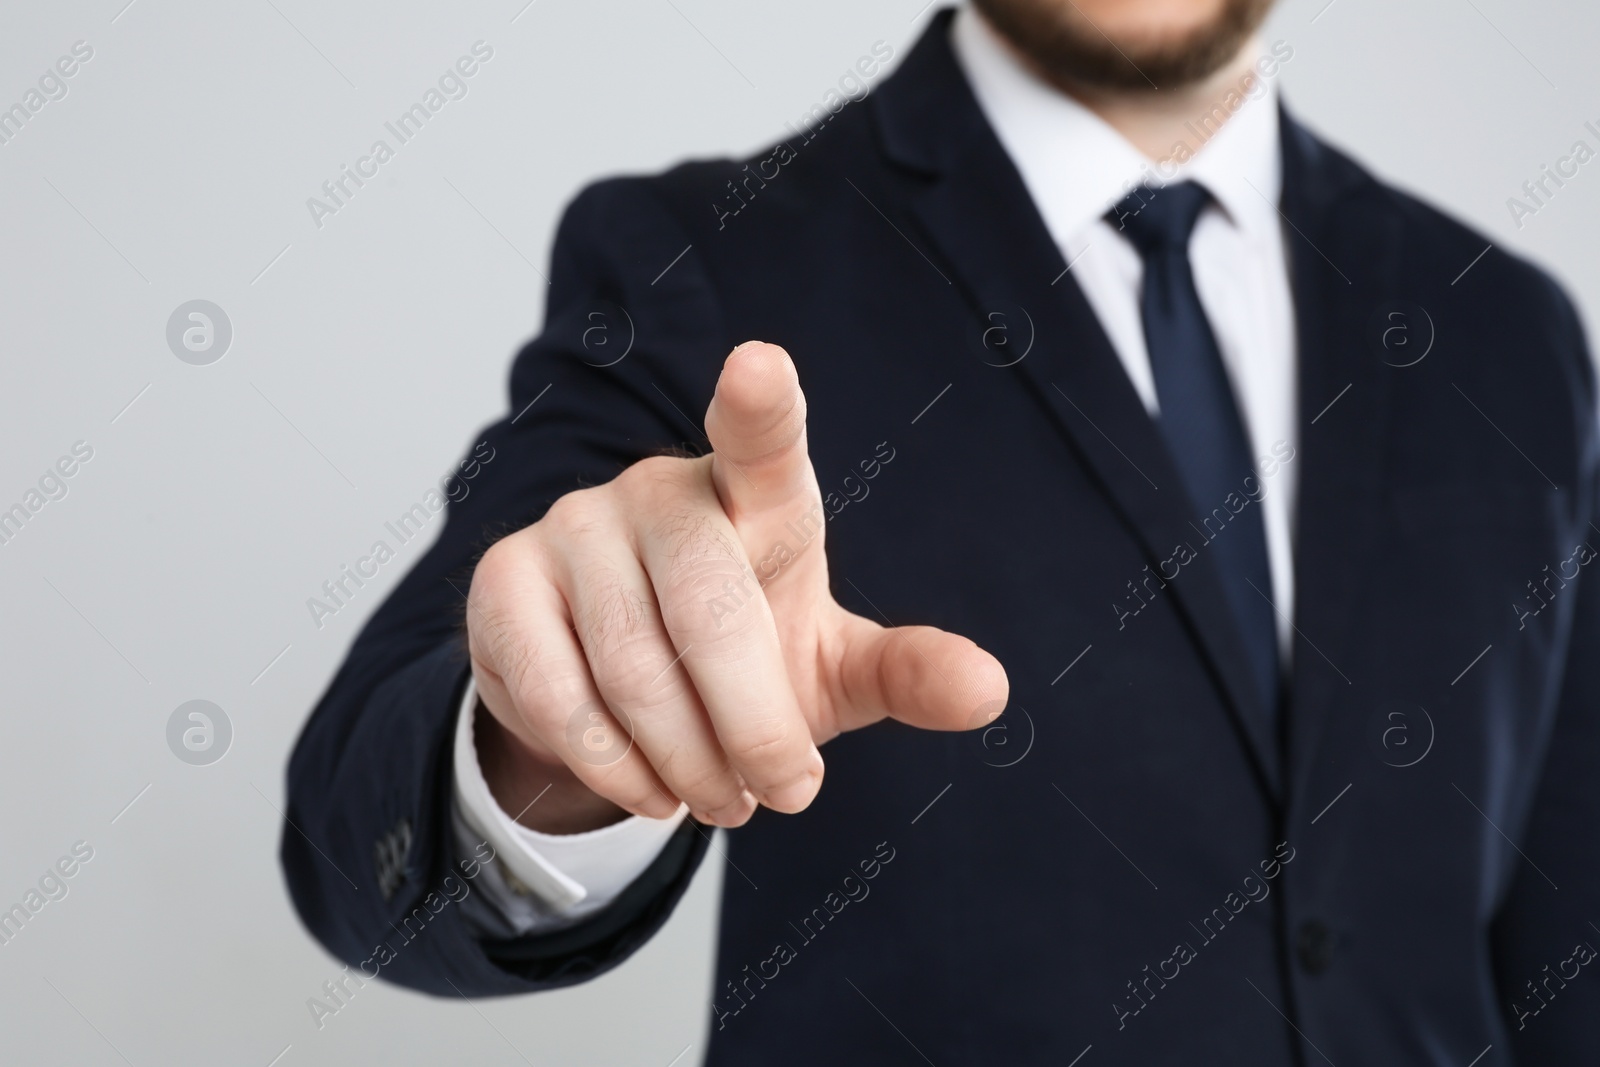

974,0,1276,91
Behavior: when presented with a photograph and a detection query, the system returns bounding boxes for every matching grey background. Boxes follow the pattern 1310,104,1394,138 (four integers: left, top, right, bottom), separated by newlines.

1,0,1595,1063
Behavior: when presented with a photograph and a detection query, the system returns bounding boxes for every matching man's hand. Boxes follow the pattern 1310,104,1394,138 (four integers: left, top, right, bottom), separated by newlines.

467,341,1008,833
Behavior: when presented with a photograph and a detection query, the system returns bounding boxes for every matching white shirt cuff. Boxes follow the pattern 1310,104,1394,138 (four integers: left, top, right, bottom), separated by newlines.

451,676,686,930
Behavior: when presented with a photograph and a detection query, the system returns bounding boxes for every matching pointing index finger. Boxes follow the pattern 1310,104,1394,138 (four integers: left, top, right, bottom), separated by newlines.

705,342,814,523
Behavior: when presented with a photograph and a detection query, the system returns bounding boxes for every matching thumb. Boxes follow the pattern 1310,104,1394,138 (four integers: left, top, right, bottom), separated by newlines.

704,342,816,524
827,605,1011,734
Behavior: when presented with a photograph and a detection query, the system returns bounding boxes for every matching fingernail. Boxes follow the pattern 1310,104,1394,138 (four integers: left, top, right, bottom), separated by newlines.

762,772,818,814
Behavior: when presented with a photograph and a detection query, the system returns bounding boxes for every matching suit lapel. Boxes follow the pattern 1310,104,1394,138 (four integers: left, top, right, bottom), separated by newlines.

870,12,1283,796
1277,114,1401,812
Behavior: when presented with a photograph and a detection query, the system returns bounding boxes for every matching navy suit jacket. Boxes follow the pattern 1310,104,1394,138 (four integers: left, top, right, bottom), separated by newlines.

283,12,1600,1064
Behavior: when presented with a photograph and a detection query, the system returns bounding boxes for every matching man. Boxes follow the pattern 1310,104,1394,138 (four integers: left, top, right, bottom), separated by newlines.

283,0,1600,1062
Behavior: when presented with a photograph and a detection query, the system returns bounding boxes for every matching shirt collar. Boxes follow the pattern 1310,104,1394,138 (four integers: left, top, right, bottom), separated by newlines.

950,4,1282,246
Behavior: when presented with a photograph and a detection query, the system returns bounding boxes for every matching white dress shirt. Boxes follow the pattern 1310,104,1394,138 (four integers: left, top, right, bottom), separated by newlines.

455,3,1300,934
452,676,688,930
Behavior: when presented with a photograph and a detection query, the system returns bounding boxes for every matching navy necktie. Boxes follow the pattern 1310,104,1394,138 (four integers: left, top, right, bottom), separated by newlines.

1108,181,1281,722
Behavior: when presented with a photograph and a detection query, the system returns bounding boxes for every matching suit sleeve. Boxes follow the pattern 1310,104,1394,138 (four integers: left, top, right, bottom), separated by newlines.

450,677,689,934
1492,282,1600,1056
279,176,725,997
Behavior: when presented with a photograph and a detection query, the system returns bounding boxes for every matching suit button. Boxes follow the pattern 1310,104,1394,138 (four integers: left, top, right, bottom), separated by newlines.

1296,919,1334,974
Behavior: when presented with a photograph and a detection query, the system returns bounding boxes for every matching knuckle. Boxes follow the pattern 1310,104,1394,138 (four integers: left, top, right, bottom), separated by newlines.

466,551,549,695
649,504,722,558
588,764,665,814
587,640,664,699
469,536,518,599
626,454,687,484
465,586,519,668
517,675,586,739
658,755,741,809
653,525,754,632
540,486,606,538
490,627,546,709
470,532,550,616
575,570,659,668
726,716,797,771
627,455,711,515
665,567,753,633
616,455,696,505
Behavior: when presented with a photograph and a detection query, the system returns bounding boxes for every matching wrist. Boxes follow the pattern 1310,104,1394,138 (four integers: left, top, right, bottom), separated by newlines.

474,701,631,834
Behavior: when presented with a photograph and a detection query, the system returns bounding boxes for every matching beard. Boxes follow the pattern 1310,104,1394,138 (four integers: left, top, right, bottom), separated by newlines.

970,0,1276,91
